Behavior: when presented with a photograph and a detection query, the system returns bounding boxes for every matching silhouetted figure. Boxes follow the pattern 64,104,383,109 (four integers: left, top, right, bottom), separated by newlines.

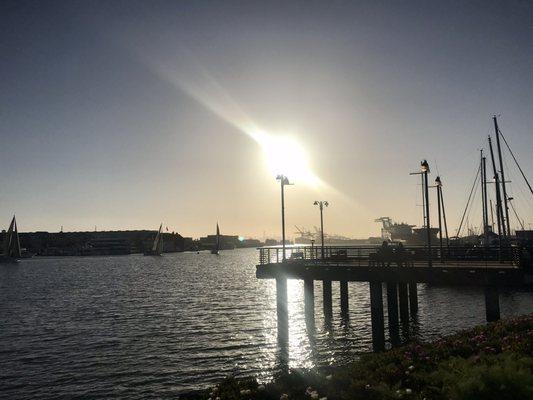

378,241,393,267
395,242,406,267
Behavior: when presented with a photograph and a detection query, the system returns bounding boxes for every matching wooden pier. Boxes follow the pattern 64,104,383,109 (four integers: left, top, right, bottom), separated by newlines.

256,245,530,351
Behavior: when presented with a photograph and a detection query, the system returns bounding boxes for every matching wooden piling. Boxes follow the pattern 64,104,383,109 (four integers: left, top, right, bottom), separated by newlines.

386,282,400,345
484,286,500,322
304,278,315,319
323,280,333,319
340,280,349,315
398,282,409,322
276,277,288,343
408,282,418,314
369,281,385,351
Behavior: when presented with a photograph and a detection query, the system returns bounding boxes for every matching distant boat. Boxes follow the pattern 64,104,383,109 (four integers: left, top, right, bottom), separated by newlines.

211,223,220,255
0,215,21,263
144,223,163,256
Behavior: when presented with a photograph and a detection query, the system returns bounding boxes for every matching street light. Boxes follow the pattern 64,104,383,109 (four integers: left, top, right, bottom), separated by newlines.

410,160,432,267
277,174,292,261
313,200,329,259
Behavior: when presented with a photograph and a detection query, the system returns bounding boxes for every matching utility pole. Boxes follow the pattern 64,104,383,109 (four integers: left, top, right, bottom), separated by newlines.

494,116,511,237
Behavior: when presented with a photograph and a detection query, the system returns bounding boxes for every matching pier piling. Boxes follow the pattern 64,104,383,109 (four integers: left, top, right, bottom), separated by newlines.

408,282,418,314
304,278,315,320
398,282,410,322
484,286,500,322
369,281,385,351
386,282,400,345
323,280,333,319
340,281,349,316
276,277,289,343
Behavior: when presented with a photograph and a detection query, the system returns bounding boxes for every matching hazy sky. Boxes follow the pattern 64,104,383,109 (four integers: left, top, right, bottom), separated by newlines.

1,0,532,239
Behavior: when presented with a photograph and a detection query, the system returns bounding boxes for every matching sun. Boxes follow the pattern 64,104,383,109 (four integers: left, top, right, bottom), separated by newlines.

249,130,320,186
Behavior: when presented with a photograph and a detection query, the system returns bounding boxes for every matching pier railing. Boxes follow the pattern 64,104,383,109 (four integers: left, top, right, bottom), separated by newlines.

258,245,523,268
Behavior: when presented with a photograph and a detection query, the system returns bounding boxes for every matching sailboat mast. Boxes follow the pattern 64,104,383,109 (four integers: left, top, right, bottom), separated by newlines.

494,116,511,236
480,151,489,244
488,136,504,237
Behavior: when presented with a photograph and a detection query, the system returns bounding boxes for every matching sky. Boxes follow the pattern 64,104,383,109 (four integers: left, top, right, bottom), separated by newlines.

1,0,532,239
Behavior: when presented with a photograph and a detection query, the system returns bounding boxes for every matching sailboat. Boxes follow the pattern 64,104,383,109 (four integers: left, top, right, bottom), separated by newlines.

144,223,163,256
211,223,220,255
1,215,21,263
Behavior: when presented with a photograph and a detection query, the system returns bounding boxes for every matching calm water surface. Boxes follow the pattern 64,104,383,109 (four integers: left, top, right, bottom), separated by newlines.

1,248,532,399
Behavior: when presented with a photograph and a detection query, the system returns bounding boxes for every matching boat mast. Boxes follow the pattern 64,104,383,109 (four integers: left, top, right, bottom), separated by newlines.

439,182,450,249
488,136,504,259
494,116,511,236
480,150,489,245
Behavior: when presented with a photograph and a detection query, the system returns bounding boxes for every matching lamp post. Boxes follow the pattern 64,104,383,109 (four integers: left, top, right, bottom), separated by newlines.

277,175,291,261
421,160,432,266
314,201,329,259
410,160,432,267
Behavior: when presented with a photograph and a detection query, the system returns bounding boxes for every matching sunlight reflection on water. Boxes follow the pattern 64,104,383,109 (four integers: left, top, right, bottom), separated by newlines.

0,248,532,399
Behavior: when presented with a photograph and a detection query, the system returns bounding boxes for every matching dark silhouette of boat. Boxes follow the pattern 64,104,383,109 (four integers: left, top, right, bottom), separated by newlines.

0,215,21,263
144,223,163,256
211,223,220,255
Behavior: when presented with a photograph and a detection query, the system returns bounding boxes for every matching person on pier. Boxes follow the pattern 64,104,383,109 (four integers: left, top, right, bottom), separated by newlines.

378,241,393,267
395,242,406,267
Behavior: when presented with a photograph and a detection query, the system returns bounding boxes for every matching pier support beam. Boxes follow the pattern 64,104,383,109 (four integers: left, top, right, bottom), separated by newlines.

386,282,400,345
323,280,332,319
408,283,418,314
340,281,349,316
304,279,315,320
276,277,288,343
369,281,385,352
484,286,500,322
398,283,409,323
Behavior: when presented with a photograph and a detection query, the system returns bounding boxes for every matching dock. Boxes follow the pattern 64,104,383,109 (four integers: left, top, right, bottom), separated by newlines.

256,245,530,351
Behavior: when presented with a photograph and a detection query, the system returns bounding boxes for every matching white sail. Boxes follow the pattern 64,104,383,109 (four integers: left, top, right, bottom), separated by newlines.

3,216,21,259
216,223,220,251
152,223,163,253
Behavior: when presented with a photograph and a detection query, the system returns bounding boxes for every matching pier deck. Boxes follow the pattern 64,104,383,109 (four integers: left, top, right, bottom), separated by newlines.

256,245,531,351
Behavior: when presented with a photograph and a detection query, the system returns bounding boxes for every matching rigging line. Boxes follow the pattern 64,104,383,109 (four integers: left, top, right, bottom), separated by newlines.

509,199,525,230
498,128,533,196
457,163,481,238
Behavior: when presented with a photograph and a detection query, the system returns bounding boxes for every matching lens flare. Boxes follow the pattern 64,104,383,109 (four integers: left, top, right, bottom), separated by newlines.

249,130,320,186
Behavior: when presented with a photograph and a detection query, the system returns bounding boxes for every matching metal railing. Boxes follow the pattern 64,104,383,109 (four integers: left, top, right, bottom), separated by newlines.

257,244,524,268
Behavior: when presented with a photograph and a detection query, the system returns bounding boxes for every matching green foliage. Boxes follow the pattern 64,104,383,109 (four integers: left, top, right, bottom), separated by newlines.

192,314,532,400
433,353,533,400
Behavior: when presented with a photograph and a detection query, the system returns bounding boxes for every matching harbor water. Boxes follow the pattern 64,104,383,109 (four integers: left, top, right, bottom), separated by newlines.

1,248,532,399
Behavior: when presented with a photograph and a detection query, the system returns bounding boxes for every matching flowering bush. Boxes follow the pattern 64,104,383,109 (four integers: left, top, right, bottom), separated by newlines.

189,314,532,400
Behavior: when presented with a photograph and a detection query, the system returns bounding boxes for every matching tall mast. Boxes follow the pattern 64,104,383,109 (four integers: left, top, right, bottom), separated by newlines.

482,154,489,243
489,199,495,232
488,136,504,237
480,150,489,245
440,184,450,249
494,116,511,236
488,136,504,259
435,177,443,260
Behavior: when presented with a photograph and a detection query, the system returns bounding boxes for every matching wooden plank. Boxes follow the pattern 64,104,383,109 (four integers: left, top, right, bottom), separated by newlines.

256,263,526,287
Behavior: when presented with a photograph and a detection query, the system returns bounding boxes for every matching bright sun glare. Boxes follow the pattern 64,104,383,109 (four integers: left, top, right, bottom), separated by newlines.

249,130,320,187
